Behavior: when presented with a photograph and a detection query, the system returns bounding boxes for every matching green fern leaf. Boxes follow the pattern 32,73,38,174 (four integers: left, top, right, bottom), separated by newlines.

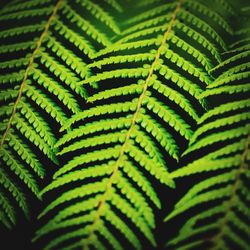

165,32,250,250
35,0,231,249
0,0,123,229
1,0,247,249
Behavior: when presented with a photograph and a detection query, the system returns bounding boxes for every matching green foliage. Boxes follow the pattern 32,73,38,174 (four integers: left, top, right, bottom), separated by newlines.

0,0,122,229
0,0,249,250
165,23,250,250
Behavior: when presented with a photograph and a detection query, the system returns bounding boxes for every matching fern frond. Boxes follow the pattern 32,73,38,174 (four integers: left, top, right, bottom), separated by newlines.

61,2,111,47
0,0,53,15
0,57,29,70
0,70,25,85
54,147,121,178
223,44,250,55
0,41,36,54
55,116,131,147
210,50,250,74
88,53,155,69
190,112,250,143
147,79,200,121
171,35,213,71
12,115,56,162
24,85,67,126
214,0,236,15
120,10,223,62
183,124,249,155
35,0,233,249
45,36,89,79
52,19,95,58
179,10,226,50
0,0,63,228
29,67,81,114
0,0,243,248
0,188,15,226
229,37,250,49
122,14,171,36
215,62,250,80
58,132,126,156
143,96,193,139
124,3,176,26
0,23,44,39
61,101,137,131
36,50,87,97
1,0,124,229
0,168,28,219
7,133,44,178
0,0,125,228
183,0,232,34
199,83,250,98
0,148,40,197
75,0,120,35
207,71,250,89
165,35,250,250
93,38,162,58
0,7,53,21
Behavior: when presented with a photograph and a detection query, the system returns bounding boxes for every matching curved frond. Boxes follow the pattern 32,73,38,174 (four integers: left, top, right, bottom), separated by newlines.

165,32,250,250
35,0,232,249
0,0,123,229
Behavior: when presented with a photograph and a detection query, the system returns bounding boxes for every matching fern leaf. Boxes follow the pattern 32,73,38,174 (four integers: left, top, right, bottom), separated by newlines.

52,19,95,58
24,85,67,126
216,62,250,80
0,168,28,220
207,71,250,89
0,190,15,226
165,34,250,250
58,132,126,156
61,2,111,47
124,3,176,26
0,23,44,39
35,0,230,249
0,7,53,21
0,0,63,227
198,99,250,124
54,147,121,178
40,180,108,219
143,96,193,140
0,41,36,54
148,79,199,121
45,36,89,79
36,50,87,98
103,0,123,13
6,133,44,178
1,0,243,248
190,112,250,144
75,0,120,35
17,101,56,148
1,0,124,229
183,125,249,155
0,0,53,15
211,50,250,74
199,83,250,98
183,0,232,34
93,38,162,58
30,67,81,114
88,53,155,69
0,57,30,70
0,148,40,196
